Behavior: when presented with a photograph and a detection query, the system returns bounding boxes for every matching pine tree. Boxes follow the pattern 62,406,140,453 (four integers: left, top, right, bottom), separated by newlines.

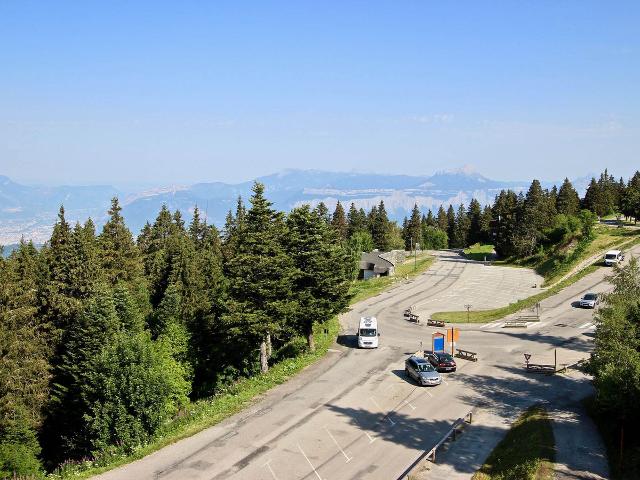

346,203,367,238
436,205,448,232
315,202,330,223
453,204,470,248
446,205,456,245
285,206,352,351
556,178,580,216
98,198,144,285
331,201,348,241
404,204,423,250
467,199,482,245
0,242,50,477
371,201,392,251
425,210,436,227
223,183,297,373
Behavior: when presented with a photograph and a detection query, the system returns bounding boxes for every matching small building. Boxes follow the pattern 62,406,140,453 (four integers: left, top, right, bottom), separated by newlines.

359,250,400,280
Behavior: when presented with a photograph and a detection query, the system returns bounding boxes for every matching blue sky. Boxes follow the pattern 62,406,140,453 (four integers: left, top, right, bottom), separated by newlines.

1,1,638,185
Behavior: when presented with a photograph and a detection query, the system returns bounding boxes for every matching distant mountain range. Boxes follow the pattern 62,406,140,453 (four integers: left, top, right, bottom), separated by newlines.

0,168,592,245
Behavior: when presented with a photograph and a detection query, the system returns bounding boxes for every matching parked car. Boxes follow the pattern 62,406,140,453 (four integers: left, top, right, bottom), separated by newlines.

604,250,624,266
424,350,457,372
579,292,599,309
405,356,442,386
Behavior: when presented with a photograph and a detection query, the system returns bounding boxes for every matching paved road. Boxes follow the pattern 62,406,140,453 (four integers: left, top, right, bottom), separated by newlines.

93,248,637,480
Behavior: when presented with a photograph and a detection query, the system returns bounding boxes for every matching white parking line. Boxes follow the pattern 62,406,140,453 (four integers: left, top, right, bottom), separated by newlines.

297,443,324,480
578,322,592,329
262,459,280,480
324,426,353,463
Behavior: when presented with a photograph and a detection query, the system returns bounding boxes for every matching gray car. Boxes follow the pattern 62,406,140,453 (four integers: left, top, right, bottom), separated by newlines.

405,356,442,386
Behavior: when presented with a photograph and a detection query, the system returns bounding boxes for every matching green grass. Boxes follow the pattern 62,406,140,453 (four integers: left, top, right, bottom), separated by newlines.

507,225,639,286
52,253,436,479
464,243,495,261
348,253,435,304
473,405,555,480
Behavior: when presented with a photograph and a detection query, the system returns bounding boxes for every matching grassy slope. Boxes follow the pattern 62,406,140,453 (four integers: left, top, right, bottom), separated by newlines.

464,244,495,261
56,253,436,478
472,405,555,480
433,227,640,324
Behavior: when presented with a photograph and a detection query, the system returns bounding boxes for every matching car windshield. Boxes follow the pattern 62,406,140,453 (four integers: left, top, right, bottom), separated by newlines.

417,363,435,372
439,353,454,362
359,328,377,337
605,254,618,259
584,293,597,300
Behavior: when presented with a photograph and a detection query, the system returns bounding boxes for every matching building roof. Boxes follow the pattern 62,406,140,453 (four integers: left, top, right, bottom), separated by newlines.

359,251,395,273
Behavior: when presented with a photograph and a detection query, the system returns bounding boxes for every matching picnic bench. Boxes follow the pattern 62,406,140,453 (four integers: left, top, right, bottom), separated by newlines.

517,314,540,322
455,349,478,362
503,319,528,328
427,318,445,327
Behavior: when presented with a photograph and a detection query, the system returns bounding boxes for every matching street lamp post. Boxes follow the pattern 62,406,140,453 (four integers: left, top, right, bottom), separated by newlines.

464,304,472,322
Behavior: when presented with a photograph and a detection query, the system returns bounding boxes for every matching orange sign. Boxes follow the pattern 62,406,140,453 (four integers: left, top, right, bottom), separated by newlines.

446,328,460,342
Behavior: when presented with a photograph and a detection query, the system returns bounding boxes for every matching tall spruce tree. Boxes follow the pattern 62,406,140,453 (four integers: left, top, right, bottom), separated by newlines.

331,201,348,241
467,199,482,245
285,206,352,351
223,183,297,373
446,205,456,245
556,178,580,216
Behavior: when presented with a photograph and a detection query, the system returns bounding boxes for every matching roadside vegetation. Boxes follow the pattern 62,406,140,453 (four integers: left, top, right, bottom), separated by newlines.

587,257,640,479
473,405,555,480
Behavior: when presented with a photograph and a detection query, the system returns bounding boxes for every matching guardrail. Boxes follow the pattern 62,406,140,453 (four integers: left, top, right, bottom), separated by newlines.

398,410,474,479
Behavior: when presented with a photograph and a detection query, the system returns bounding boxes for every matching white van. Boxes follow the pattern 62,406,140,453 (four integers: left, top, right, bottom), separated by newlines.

604,250,624,266
357,316,379,348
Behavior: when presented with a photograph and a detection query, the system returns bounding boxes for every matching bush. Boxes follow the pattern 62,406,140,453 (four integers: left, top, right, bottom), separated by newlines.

83,332,190,453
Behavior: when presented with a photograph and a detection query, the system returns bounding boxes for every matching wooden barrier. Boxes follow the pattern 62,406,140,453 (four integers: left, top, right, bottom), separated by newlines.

455,349,478,362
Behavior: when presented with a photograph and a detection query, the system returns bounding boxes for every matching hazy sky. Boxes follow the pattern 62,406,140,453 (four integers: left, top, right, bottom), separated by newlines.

1,1,638,186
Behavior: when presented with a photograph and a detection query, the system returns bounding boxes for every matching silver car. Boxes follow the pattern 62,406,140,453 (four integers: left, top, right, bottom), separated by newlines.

579,292,599,309
405,356,442,386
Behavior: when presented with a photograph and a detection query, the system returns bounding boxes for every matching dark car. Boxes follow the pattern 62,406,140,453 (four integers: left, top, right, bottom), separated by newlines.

424,350,457,372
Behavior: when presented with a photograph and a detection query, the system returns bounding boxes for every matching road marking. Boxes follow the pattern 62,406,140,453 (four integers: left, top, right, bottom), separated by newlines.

425,389,434,397
370,397,396,425
324,426,353,463
352,418,377,443
578,322,592,329
263,459,280,480
297,443,324,480
400,400,416,410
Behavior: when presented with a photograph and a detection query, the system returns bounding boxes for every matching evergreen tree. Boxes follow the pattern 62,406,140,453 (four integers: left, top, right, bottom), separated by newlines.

331,201,348,241
453,204,470,248
42,288,121,463
346,203,367,238
98,198,144,285
285,206,352,351
223,183,297,373
404,204,422,250
425,210,436,227
446,205,456,245
467,199,482,245
0,242,50,477
436,205,448,232
479,205,493,244
371,201,392,251
315,202,330,223
556,178,580,216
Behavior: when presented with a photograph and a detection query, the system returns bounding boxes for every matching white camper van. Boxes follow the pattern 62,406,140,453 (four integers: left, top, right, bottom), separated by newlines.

604,250,624,266
358,316,379,348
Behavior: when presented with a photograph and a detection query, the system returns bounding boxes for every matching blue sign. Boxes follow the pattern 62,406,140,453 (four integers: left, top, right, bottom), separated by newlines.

433,336,445,352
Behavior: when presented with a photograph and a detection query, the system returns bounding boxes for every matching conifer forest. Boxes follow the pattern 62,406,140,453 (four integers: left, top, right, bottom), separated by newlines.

1,171,640,477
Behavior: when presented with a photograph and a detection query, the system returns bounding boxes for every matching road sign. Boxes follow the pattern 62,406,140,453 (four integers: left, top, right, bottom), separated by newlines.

446,328,460,342
433,336,445,352
524,353,531,364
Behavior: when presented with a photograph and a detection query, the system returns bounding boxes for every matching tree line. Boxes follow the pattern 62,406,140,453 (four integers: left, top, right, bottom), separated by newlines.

0,183,353,477
327,169,640,259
